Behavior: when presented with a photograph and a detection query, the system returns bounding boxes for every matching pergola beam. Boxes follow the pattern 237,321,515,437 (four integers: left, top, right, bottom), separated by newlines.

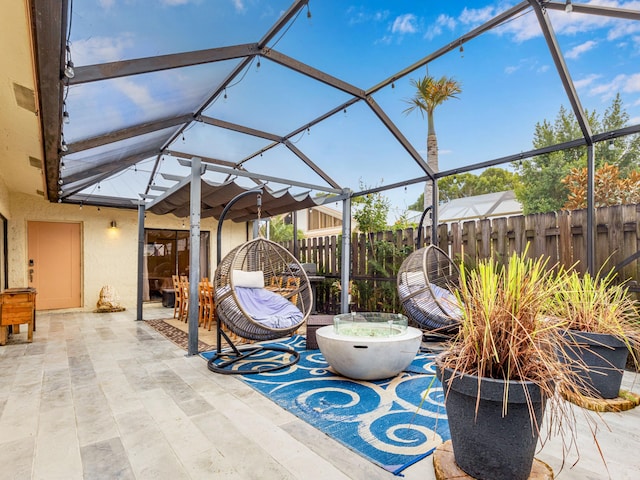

31,0,68,201
284,141,341,189
198,115,283,142
528,0,593,143
195,161,343,194
69,44,260,85
66,114,192,154
165,150,237,168
544,2,640,20
365,97,434,177
63,148,160,185
262,48,366,98
366,2,531,96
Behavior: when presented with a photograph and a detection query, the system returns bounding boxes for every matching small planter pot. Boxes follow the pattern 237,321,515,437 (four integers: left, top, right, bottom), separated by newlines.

436,357,547,480
561,330,629,399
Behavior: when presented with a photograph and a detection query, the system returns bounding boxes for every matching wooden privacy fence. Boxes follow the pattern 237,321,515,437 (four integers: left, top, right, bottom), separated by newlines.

280,204,640,313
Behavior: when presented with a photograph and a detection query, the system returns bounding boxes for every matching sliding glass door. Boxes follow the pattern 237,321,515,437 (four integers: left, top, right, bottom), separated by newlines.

144,229,210,301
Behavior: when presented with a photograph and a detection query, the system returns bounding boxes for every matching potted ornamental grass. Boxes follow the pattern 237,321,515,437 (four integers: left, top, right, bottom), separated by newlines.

435,251,577,480
552,268,640,399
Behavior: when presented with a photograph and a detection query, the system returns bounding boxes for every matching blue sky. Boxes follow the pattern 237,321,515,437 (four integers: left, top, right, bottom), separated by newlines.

65,1,640,221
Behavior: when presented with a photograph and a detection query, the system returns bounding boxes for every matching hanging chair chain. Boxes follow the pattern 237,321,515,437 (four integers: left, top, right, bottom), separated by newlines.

257,194,262,220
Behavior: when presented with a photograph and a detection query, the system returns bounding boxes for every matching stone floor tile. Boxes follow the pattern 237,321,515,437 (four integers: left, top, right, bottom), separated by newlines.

80,437,135,480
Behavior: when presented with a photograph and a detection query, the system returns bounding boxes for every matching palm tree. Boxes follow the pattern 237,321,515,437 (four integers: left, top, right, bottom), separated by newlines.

403,75,462,209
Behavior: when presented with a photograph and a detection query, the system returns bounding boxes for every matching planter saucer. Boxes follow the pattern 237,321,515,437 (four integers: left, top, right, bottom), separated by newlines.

561,388,640,412
433,440,553,480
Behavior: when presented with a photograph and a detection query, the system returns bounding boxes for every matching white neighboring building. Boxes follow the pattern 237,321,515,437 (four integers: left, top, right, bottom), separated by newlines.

407,191,523,224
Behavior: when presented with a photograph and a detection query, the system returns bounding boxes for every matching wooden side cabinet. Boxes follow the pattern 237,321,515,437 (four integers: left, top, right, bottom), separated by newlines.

0,288,37,345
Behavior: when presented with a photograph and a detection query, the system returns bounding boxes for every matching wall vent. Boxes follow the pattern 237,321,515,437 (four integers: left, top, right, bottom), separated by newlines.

29,156,42,169
13,83,37,113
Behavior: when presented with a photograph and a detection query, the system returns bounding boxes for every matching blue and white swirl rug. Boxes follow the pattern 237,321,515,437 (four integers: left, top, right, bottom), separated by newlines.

202,335,450,475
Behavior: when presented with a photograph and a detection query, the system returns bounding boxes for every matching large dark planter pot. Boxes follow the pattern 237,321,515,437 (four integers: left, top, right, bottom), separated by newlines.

561,330,629,399
436,358,547,480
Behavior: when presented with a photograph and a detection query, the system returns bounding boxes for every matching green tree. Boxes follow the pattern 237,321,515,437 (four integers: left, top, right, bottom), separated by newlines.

352,184,390,233
514,94,639,214
403,75,462,209
260,215,303,242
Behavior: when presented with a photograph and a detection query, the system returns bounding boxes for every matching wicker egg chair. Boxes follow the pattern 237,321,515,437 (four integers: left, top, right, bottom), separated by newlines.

208,236,312,374
397,244,462,337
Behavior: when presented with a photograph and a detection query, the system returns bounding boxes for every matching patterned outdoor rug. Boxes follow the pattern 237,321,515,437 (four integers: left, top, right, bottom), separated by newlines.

146,319,213,352
201,335,450,475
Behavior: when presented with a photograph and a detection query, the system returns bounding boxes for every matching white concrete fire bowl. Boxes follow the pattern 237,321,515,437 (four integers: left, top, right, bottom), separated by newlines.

315,312,422,380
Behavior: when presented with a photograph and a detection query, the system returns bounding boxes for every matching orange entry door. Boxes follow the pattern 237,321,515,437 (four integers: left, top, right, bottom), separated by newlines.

27,221,81,310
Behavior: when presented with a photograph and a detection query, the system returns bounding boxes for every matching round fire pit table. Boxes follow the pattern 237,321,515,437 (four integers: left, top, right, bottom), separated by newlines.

316,312,422,380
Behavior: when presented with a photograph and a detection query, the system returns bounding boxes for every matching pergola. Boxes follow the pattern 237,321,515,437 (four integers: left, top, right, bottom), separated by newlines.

29,1,640,353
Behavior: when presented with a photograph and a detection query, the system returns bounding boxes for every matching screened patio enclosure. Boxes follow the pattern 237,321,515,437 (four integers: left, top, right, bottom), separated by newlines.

30,2,640,333
32,1,640,249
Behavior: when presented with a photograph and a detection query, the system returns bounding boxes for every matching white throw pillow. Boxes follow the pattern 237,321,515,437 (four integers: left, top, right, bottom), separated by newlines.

232,270,264,288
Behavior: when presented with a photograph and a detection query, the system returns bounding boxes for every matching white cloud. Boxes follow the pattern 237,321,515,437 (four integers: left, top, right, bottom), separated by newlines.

573,73,601,90
490,1,640,43
496,12,542,42
622,73,640,92
71,35,135,64
437,13,456,31
374,35,393,46
98,0,115,9
459,6,495,26
161,0,192,5
587,74,630,100
231,0,246,13
425,14,456,40
391,14,418,34
565,40,597,59
504,58,550,75
114,78,155,109
346,7,389,25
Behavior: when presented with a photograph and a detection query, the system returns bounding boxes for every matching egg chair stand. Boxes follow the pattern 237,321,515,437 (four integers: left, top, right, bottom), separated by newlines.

397,244,461,339
207,190,312,375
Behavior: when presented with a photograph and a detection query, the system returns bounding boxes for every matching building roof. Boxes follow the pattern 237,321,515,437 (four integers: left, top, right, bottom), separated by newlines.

438,190,522,223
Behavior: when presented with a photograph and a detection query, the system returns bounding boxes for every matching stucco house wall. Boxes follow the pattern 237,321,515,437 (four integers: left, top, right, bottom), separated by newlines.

2,189,247,311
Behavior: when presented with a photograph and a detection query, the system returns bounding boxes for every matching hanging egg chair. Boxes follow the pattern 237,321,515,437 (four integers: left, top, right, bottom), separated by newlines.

206,188,314,374
397,244,462,336
214,237,312,341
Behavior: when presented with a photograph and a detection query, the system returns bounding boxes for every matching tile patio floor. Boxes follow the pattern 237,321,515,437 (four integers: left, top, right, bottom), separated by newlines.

1,303,639,479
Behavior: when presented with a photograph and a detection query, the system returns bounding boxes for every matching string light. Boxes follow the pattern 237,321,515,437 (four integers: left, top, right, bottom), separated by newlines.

306,4,311,18
60,134,68,152
609,139,615,150
565,0,573,13
64,45,75,79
